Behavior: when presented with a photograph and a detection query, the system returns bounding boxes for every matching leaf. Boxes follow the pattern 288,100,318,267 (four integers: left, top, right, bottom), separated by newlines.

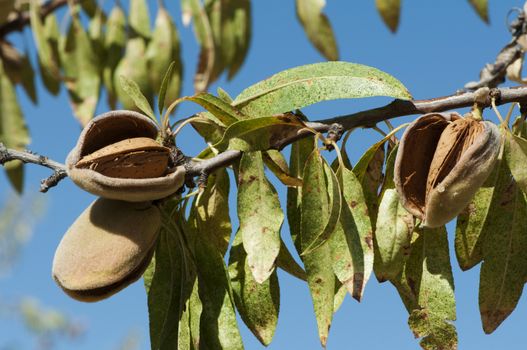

144,229,184,350
287,137,315,251
333,281,347,312
374,145,414,282
301,149,341,255
330,165,373,301
194,223,244,349
0,43,37,104
29,0,60,84
217,114,305,152
296,0,338,60
119,75,157,122
479,134,527,334
0,0,15,24
193,168,231,256
354,138,386,226
129,0,151,38
302,237,335,348
191,112,226,144
406,226,457,350
158,62,175,116
39,14,61,96
187,0,215,92
60,16,101,126
103,5,126,109
147,5,183,111
185,92,246,125
238,151,283,283
224,0,251,79
229,231,279,346
263,150,303,187
276,239,306,281
506,131,527,195
0,63,29,192
233,62,412,118
375,0,401,32
468,0,489,23
455,152,501,271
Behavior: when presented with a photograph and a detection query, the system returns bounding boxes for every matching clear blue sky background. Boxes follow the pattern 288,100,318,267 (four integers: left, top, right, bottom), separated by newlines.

1,0,526,349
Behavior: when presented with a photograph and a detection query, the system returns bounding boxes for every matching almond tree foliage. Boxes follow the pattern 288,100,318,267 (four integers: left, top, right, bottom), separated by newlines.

3,1,527,350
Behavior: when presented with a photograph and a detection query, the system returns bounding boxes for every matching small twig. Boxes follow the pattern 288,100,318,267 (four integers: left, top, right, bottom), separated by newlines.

0,143,67,192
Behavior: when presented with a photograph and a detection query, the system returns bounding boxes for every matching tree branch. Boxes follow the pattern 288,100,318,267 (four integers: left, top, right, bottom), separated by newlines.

3,85,527,191
185,86,527,176
0,0,69,38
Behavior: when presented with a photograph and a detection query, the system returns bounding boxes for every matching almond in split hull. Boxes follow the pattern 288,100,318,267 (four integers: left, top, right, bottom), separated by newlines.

76,137,171,179
394,113,500,228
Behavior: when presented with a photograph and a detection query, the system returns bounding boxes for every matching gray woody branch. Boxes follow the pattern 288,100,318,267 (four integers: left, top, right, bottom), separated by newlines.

2,85,527,191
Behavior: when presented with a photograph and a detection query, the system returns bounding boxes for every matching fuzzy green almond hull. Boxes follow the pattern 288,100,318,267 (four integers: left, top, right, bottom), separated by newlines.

395,112,501,228
52,198,161,302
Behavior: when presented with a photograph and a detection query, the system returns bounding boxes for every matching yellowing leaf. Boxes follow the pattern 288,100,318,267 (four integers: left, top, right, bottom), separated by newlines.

238,151,283,283
468,0,489,23
376,0,401,33
228,232,279,346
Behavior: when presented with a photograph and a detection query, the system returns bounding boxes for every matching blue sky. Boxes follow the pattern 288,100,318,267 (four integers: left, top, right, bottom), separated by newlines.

1,0,526,349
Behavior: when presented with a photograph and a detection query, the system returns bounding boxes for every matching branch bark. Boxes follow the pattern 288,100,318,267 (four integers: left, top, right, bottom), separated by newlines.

3,85,527,190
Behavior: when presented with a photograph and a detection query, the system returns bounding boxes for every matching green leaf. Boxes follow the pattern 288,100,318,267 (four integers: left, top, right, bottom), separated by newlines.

233,62,412,118
454,151,501,271
103,5,126,109
296,0,338,60
287,136,315,251
119,75,157,122
217,114,305,152
468,0,489,23
147,6,183,113
114,38,152,111
479,134,527,334
224,0,251,79
406,226,457,350
238,151,283,283
333,281,347,312
329,165,373,301
193,168,231,256
263,150,303,187
0,63,29,193
39,14,61,96
29,0,60,85
185,92,246,125
59,16,101,126
158,62,176,115
301,148,341,255
129,0,151,38
195,225,244,349
0,0,15,24
374,145,414,282
0,43,37,104
229,231,279,346
302,237,335,348
191,112,226,144
353,138,386,226
375,0,401,32
276,239,306,281
144,229,184,350
506,131,527,195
